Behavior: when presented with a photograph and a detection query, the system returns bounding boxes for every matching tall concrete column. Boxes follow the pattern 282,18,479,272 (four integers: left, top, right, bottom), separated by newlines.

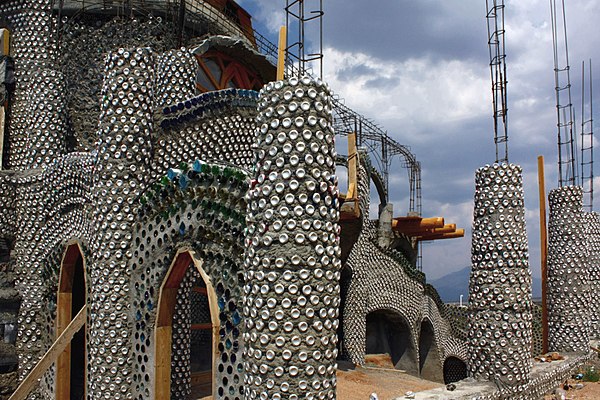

243,76,341,399
468,163,533,388
547,186,590,351
88,47,156,399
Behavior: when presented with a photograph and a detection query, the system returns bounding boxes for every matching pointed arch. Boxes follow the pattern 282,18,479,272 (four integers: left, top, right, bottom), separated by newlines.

155,248,219,399
56,241,87,400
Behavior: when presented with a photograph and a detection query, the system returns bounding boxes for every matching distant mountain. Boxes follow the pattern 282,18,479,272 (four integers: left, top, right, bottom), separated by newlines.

428,267,542,303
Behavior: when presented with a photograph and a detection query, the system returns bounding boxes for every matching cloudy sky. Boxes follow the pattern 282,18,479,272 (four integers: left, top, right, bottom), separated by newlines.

237,0,600,287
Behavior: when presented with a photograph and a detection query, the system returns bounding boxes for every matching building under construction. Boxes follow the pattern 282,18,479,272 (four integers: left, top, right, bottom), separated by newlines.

0,1,596,399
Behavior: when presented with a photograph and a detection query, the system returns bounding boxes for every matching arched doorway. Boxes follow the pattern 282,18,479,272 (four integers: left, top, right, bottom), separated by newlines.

56,243,86,400
443,356,467,384
366,310,417,374
155,249,218,399
418,319,443,382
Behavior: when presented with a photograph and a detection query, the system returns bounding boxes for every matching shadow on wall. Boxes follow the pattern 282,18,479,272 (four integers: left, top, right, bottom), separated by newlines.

418,319,443,382
366,309,417,375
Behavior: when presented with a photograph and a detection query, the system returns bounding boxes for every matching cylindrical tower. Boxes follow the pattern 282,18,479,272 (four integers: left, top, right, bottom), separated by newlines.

243,76,341,399
88,47,156,399
547,186,590,351
468,163,533,388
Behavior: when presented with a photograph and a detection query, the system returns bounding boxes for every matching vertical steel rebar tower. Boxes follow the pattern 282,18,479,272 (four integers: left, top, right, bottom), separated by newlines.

285,0,323,78
486,0,509,163
581,60,594,211
551,0,578,187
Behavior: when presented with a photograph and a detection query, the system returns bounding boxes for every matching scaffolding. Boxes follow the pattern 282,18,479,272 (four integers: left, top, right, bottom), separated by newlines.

51,0,421,216
485,0,509,163
550,0,578,187
581,59,594,211
331,95,422,215
284,0,323,79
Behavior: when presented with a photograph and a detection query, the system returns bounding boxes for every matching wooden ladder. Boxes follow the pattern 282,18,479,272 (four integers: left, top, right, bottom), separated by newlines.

9,305,87,400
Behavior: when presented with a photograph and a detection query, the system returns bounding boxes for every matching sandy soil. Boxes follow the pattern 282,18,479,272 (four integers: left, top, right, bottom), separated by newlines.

544,380,600,399
337,364,441,400
544,357,600,399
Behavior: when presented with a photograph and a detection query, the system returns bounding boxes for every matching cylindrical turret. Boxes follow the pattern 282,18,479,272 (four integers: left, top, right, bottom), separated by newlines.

468,163,533,388
243,76,341,399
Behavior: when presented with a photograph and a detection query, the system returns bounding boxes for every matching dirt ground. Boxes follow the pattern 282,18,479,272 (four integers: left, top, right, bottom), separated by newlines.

196,366,439,400
337,364,440,400
543,380,600,399
195,355,442,400
544,357,600,399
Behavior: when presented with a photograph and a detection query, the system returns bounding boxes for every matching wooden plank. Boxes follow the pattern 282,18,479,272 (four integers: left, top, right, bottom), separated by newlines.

347,132,358,199
157,288,178,327
56,292,72,400
538,155,549,354
277,26,286,80
10,306,86,400
0,29,9,55
155,325,172,400
346,183,356,200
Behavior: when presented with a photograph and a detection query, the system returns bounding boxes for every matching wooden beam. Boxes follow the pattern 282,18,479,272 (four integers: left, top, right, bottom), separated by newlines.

432,224,457,234
10,306,87,400
277,26,286,80
392,217,444,231
538,155,549,354
346,183,356,201
416,229,465,241
155,325,172,400
401,224,457,236
0,29,9,56
347,132,358,199
56,292,72,400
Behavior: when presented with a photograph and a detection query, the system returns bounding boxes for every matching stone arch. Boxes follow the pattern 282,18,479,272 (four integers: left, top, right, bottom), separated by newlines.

365,309,417,373
56,242,87,400
155,248,219,399
418,318,443,382
443,356,467,384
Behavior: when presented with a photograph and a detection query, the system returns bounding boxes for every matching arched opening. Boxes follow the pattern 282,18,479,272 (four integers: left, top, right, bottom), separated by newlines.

443,356,467,384
366,310,417,374
418,319,443,382
56,243,86,400
155,249,218,399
